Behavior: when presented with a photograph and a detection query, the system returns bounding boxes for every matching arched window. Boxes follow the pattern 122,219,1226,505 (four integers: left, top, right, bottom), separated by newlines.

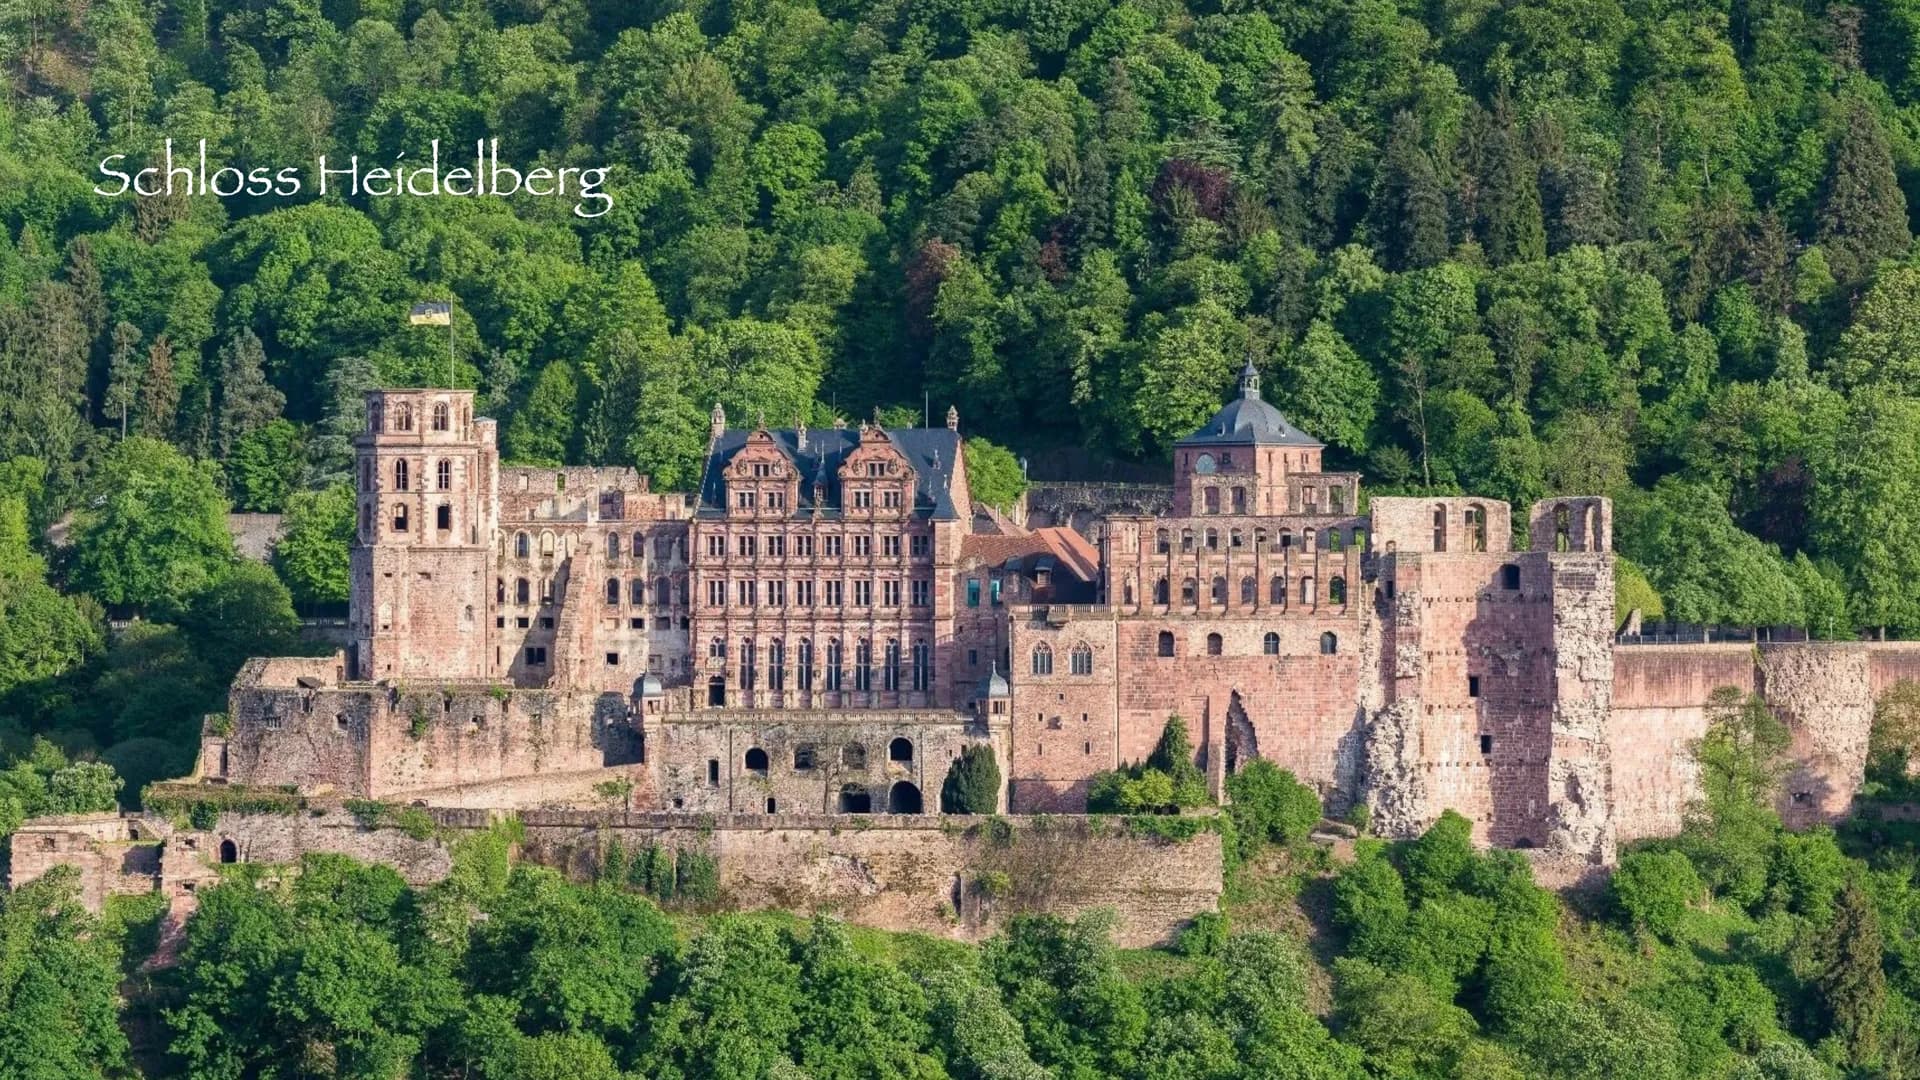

1270,576,1286,605
606,578,621,605
1303,528,1316,550
1330,529,1344,552
1206,632,1223,656
1240,576,1256,605
515,578,530,604
1279,529,1293,550
1466,505,1487,551
1554,504,1572,551
394,459,410,491
515,532,530,558
709,637,726,659
393,402,413,431
431,402,449,431
495,578,506,603
1031,643,1053,676
889,737,913,762
631,578,645,604
608,533,621,560
1181,578,1197,604
1320,632,1339,655
1158,631,1176,657
770,639,785,691
632,531,646,560
1204,487,1220,514
798,638,814,690
1211,576,1227,606
1263,632,1280,655
744,747,768,775
883,639,901,691
1071,643,1093,675
1230,528,1244,548
539,532,555,558
1155,577,1170,605
436,460,451,490
1300,576,1316,605
1232,486,1247,513
1181,529,1194,552
1205,528,1219,551
1329,576,1347,605
741,638,757,688
854,639,872,691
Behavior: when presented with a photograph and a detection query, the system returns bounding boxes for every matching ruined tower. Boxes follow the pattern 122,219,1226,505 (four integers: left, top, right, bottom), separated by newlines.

349,389,497,682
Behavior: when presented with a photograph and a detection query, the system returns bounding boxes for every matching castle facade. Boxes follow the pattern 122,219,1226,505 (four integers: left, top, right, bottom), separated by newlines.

200,369,1920,869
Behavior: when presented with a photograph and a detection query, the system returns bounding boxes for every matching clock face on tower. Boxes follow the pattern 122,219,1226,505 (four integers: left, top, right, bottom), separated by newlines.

1194,453,1216,475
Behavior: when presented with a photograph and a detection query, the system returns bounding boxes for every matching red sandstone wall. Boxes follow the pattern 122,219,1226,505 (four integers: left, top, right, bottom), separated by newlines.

1609,645,1756,842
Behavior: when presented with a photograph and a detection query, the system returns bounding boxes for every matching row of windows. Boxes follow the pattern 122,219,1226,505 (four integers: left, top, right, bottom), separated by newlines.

363,502,453,537
1156,525,1365,554
503,577,685,607
711,637,934,693
742,738,915,775
1029,642,1096,676
377,401,453,433
1028,630,1328,673
508,532,686,563
1136,574,1347,608
365,458,458,494
701,578,931,608
701,533,932,559
1433,504,1491,552
1192,484,1352,516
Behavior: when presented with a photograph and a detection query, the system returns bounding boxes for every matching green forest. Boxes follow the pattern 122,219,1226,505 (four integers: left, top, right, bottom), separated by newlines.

8,697,1920,1078
9,0,1920,1073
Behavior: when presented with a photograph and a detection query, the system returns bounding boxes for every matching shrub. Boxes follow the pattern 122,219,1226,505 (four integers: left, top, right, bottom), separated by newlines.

1225,759,1322,851
1613,849,1704,937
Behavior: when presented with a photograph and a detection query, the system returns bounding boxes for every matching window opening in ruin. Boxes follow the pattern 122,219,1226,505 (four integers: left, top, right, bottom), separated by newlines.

1554,504,1572,552
1270,576,1286,605
393,505,409,532
745,747,769,775
1156,529,1170,553
606,653,619,666
843,743,867,769
1329,576,1347,605
1232,487,1247,513
1466,505,1487,551
707,676,725,707
707,759,720,785
1301,576,1315,605
219,839,238,864
1502,564,1521,590
766,797,777,813
1204,488,1220,514
1207,633,1223,655
432,402,448,431
889,737,913,763
1155,578,1170,604
1158,631,1175,657
1320,632,1338,655
515,532,530,558
1263,632,1280,655
888,781,923,814
1432,504,1447,551
527,646,548,666
1469,675,1481,698
794,745,817,769
1182,578,1197,604
1480,734,1493,755
839,785,872,813
606,578,621,604
1211,576,1227,606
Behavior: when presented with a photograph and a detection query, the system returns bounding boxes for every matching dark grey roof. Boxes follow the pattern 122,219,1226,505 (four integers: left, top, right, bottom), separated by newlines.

1176,360,1323,449
980,663,1009,697
697,426,965,520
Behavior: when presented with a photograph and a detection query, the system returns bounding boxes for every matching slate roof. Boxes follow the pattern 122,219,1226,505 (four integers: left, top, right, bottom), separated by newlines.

697,426,966,520
1176,360,1323,449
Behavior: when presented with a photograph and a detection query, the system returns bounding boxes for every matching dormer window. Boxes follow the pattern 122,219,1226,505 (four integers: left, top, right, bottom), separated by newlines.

736,490,757,509
753,463,772,477
867,462,886,477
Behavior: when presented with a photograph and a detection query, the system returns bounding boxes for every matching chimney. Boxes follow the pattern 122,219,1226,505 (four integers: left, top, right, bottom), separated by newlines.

709,402,726,440
946,404,959,431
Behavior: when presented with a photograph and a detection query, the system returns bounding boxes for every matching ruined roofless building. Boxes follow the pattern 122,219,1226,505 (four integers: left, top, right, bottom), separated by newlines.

192,377,1920,871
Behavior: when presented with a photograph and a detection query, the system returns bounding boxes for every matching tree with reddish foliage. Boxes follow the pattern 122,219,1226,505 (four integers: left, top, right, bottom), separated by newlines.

903,239,963,342
1152,159,1234,224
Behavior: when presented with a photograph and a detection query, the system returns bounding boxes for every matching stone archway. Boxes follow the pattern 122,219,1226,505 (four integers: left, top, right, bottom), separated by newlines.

1226,691,1260,775
888,781,923,814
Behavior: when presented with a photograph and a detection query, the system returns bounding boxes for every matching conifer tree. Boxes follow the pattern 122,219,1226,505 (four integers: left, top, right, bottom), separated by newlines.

103,323,140,437
1477,103,1546,265
136,336,179,441
1816,879,1886,1066
1372,112,1450,271
215,329,284,458
1817,98,1910,286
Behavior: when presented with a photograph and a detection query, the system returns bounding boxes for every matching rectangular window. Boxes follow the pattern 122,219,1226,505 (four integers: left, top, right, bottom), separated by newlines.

629,618,644,629
884,535,900,558
768,580,785,606
854,580,872,606
707,535,725,557
539,616,553,629
990,580,1002,606
795,534,814,557
825,580,843,606
912,642,931,691
882,490,901,508
708,581,726,606
1469,675,1481,698
768,535,785,557
967,579,981,607
740,581,759,606
795,580,814,606
436,505,452,530
853,490,872,509
910,534,929,557
606,652,619,665
516,616,530,629
738,535,757,558
911,579,930,606
1480,734,1493,755
854,535,872,557
824,535,842,557
736,490,756,509
882,580,901,606
767,491,785,510
708,759,719,785
526,646,548,666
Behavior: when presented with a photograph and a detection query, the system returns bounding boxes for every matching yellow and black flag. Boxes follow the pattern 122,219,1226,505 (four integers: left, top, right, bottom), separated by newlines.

409,301,452,326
